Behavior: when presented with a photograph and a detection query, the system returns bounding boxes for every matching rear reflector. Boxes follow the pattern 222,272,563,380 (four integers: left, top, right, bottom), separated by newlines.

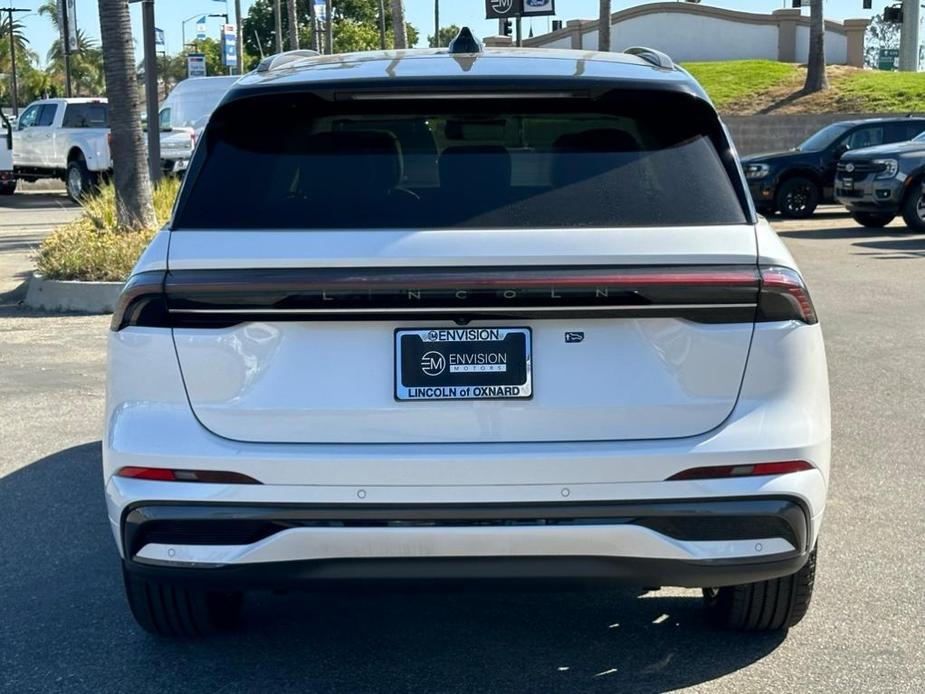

757,266,817,325
667,460,813,481
115,467,261,484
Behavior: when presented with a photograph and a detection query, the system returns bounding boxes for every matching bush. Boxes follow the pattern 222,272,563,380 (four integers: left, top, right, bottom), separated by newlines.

35,178,180,282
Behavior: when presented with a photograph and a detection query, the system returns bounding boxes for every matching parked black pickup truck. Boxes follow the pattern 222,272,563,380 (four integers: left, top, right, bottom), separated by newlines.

740,117,925,218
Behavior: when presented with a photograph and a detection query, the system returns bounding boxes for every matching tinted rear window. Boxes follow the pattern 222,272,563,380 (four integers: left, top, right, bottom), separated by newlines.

175,92,747,229
62,103,109,128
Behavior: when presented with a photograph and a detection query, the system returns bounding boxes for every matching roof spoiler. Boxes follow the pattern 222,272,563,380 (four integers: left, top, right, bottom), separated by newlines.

622,46,674,70
256,49,321,73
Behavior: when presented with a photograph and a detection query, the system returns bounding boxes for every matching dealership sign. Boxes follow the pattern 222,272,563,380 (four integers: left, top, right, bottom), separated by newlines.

485,0,556,20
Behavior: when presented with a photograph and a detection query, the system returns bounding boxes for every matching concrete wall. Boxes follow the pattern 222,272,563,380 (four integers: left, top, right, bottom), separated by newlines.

725,113,925,156
522,3,868,67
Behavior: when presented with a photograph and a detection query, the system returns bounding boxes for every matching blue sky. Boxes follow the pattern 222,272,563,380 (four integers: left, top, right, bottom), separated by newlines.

16,1,883,67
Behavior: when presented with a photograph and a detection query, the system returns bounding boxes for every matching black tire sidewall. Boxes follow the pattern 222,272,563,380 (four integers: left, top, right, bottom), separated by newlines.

777,178,819,218
66,160,90,202
901,186,925,232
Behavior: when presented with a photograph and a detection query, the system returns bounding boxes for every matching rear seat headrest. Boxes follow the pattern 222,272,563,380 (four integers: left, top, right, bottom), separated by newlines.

439,145,512,191
305,131,404,193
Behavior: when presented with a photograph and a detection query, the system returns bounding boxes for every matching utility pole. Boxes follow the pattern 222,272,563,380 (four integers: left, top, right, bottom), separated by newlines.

4,7,28,116
434,0,439,47
235,0,243,73
899,0,920,71
273,0,282,53
141,0,160,183
60,2,73,96
515,16,522,46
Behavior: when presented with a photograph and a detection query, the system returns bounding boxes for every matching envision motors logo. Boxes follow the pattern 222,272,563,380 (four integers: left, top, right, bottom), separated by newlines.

489,0,516,15
420,351,447,376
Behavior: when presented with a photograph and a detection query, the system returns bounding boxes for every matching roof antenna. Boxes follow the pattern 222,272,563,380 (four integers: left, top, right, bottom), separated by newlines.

448,27,482,54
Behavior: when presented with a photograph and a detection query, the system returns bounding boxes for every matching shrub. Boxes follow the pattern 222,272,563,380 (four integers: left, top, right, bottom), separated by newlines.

35,178,180,282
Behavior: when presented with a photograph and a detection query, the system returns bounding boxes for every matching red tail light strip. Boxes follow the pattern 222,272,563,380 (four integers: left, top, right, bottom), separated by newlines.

116,466,261,484
667,460,813,481
111,264,817,330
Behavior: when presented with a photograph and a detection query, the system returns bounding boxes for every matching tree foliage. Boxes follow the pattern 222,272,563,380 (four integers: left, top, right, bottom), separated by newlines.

864,14,901,68
242,0,419,65
428,25,461,49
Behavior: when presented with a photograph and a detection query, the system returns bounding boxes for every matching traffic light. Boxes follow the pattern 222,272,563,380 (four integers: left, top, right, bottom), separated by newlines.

502,19,512,37
884,5,903,23
791,0,802,8
863,0,872,9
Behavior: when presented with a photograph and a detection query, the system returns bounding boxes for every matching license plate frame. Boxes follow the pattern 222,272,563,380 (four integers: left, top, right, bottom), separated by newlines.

394,327,533,401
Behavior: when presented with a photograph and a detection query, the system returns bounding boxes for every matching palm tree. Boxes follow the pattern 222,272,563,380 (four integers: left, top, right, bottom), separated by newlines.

286,0,299,50
97,0,155,230
804,0,828,92
598,0,611,52
391,0,407,49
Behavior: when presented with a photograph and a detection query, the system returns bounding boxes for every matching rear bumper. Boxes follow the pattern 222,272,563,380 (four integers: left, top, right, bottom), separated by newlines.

121,497,811,589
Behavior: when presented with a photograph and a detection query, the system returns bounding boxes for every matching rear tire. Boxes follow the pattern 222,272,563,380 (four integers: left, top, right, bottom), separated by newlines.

776,177,819,218
0,180,16,195
122,567,243,637
900,184,925,232
851,211,895,228
702,545,817,631
66,158,96,202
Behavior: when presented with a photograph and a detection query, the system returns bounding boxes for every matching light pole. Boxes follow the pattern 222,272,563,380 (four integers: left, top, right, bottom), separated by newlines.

898,0,921,71
3,7,28,116
141,0,160,183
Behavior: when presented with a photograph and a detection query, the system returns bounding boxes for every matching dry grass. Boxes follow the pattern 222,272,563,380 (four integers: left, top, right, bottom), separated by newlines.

35,178,180,282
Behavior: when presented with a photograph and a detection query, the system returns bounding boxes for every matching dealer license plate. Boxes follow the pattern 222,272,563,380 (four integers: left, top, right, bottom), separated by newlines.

395,327,532,401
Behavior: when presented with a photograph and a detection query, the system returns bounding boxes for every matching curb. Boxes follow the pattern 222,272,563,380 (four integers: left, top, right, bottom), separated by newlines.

24,273,122,314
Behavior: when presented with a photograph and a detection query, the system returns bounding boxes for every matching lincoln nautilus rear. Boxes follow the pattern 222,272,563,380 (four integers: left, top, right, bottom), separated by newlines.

104,42,830,636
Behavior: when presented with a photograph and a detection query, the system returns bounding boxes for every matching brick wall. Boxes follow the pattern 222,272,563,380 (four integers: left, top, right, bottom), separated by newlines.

725,113,925,156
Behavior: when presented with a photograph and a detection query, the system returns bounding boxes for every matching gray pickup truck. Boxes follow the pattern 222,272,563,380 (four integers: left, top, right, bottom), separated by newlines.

834,132,925,231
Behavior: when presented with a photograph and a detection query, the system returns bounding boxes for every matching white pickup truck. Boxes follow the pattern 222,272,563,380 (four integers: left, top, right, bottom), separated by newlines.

12,98,111,201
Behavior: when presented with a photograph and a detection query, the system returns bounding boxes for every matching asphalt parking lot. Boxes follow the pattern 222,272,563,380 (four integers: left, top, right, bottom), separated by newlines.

1,198,923,693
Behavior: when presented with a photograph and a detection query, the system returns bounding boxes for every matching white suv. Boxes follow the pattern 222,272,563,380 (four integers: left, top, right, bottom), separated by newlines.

105,40,830,636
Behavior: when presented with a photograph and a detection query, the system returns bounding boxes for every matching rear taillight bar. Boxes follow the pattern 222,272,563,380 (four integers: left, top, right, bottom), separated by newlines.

115,466,261,484
667,460,813,481
110,264,817,331
757,266,818,325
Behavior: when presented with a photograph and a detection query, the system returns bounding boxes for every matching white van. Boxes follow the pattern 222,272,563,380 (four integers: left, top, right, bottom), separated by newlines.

158,76,238,173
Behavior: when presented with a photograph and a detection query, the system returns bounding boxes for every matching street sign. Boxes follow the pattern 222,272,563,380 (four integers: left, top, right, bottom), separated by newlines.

485,0,555,20
523,0,555,17
154,27,165,46
195,16,207,41
314,0,327,21
878,47,900,70
221,23,237,67
187,52,207,78
57,0,79,53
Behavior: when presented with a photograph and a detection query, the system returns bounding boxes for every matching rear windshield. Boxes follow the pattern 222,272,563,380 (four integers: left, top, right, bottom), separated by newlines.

175,92,747,229
62,103,109,128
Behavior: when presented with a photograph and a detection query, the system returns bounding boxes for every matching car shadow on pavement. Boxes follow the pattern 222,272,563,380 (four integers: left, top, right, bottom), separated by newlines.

775,226,912,240
1,443,786,694
852,236,925,259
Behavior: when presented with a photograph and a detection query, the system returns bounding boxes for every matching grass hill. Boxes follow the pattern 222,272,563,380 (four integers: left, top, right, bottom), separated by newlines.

681,60,925,115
